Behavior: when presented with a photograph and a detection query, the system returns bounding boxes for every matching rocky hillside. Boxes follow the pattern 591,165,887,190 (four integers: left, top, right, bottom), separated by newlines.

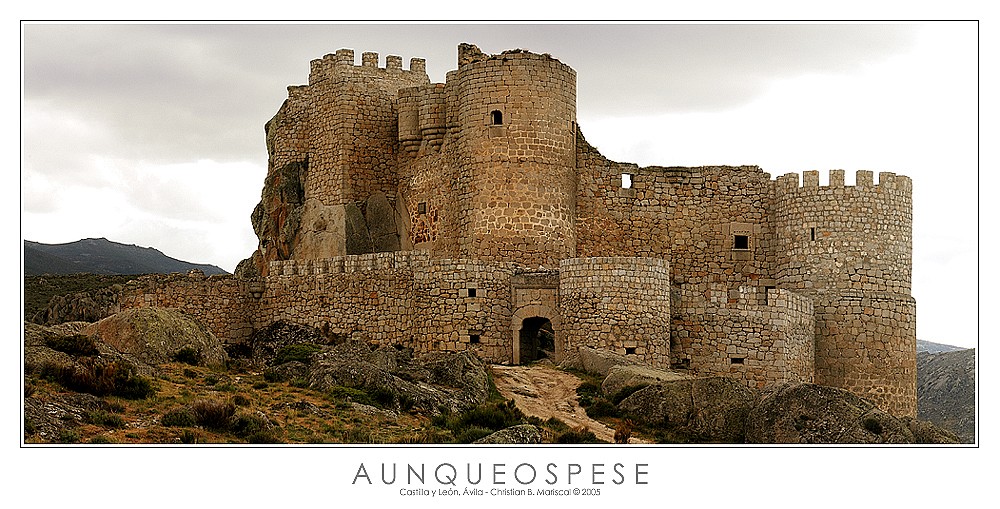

25,238,226,276
23,313,967,445
917,348,976,443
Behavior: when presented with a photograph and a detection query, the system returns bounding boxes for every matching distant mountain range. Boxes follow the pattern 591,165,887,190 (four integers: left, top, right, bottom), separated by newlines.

24,238,227,276
917,339,970,354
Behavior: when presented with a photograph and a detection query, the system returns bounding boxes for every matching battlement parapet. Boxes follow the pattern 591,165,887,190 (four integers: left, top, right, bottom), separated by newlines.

774,170,912,194
307,48,428,86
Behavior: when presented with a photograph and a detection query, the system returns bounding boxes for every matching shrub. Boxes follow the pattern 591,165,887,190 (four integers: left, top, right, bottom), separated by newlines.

179,430,198,444
229,413,272,439
189,398,236,429
58,429,81,443
172,347,203,366
576,381,602,408
232,394,251,407
366,386,397,408
585,399,620,418
38,358,154,400
862,415,883,435
45,334,99,356
203,375,219,386
252,381,268,390
85,410,126,428
273,343,322,365
162,407,197,427
454,426,494,444
289,378,310,389
324,386,376,407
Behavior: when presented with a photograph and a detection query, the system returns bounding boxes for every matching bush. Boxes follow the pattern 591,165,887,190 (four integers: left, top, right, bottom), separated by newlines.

232,394,251,407
45,334,99,356
252,381,268,390
172,347,203,366
38,358,154,400
454,426,494,444
86,410,126,428
273,343,322,365
229,413,272,439
189,398,236,429
324,386,376,407
585,399,620,418
162,407,197,427
576,381,602,408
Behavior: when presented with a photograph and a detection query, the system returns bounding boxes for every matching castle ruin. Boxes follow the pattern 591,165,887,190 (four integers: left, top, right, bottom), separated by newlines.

118,44,917,416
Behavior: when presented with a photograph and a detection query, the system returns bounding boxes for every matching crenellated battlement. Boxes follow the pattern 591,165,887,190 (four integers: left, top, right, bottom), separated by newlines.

306,48,427,86
773,169,912,194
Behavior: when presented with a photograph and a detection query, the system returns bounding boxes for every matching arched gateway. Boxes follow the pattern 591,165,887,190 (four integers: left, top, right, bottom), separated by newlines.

511,304,561,365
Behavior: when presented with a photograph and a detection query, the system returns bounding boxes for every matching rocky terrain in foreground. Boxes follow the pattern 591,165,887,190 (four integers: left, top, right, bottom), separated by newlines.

22,308,967,445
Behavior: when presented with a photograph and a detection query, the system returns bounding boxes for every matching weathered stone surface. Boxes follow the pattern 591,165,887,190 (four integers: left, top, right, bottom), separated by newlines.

619,377,757,443
558,347,642,377
344,202,373,255
601,364,691,398
473,424,543,444
83,307,228,369
745,382,915,444
365,191,401,252
303,340,491,414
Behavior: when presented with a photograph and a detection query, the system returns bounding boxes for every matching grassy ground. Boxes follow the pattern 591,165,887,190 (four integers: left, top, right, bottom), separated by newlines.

23,357,594,445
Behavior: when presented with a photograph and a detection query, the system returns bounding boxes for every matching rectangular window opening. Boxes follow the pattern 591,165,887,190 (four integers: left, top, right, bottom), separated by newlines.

467,288,477,298
733,235,750,250
469,334,480,344
730,357,745,365
417,202,427,215
625,347,637,355
621,173,633,189
764,285,776,305
810,227,816,241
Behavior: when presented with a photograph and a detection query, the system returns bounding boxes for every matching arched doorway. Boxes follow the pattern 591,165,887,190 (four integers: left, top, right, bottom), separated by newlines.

519,316,555,365
510,304,561,365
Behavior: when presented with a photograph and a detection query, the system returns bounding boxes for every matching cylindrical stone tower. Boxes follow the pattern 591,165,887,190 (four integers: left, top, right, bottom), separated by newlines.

772,169,916,416
451,44,578,267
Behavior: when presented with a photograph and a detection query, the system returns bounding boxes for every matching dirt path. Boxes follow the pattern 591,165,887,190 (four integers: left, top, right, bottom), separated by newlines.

491,361,643,444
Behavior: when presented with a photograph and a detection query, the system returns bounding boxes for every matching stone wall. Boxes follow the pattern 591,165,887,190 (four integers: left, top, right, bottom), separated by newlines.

671,285,814,388
117,273,253,344
558,257,671,368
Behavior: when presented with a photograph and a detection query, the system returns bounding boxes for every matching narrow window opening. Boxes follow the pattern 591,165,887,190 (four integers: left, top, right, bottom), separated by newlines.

490,110,503,125
733,235,750,250
621,173,633,189
810,227,816,241
417,202,427,215
625,347,637,355
730,357,745,365
469,334,480,344
467,288,477,298
764,285,776,305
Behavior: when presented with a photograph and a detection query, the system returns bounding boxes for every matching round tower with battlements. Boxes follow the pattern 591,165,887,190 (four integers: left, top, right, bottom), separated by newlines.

772,169,916,416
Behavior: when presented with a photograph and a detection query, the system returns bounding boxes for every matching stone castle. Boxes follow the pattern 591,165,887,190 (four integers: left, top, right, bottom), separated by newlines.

118,44,917,416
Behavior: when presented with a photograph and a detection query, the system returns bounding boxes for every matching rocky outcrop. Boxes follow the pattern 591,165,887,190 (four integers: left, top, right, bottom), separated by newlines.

558,347,642,377
745,383,919,444
473,424,543,444
601,365,692,397
618,377,758,443
306,342,491,414
33,285,121,325
83,307,228,370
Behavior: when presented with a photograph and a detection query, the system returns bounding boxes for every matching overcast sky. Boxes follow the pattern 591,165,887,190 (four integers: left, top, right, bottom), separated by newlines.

20,22,978,347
